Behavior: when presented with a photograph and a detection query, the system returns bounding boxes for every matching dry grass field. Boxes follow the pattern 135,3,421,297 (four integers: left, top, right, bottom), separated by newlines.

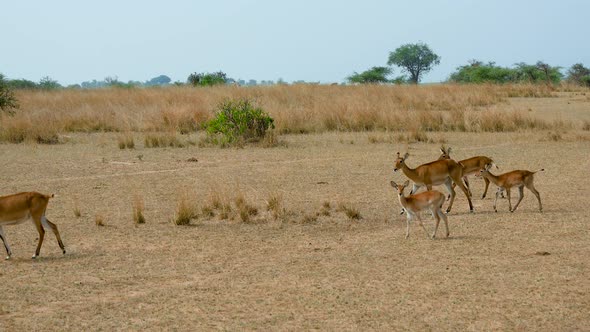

1,86,590,330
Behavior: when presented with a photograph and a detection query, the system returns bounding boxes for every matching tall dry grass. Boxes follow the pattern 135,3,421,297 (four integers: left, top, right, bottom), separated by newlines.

0,84,567,143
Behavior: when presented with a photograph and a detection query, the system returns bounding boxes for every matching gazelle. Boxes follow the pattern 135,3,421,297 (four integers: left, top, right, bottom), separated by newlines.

477,166,544,213
393,152,473,213
0,192,66,259
438,146,500,199
390,180,449,239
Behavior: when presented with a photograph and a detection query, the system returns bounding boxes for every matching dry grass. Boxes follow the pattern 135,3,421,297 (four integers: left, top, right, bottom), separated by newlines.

1,84,580,144
117,134,135,149
94,214,105,227
1,92,589,331
132,195,146,225
173,192,198,226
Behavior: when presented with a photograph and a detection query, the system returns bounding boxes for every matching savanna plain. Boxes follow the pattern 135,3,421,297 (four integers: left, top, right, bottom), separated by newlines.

1,85,589,330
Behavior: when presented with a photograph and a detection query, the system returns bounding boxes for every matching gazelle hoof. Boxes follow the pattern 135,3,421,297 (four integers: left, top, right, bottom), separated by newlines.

5,256,10,260
31,255,37,259
63,249,66,254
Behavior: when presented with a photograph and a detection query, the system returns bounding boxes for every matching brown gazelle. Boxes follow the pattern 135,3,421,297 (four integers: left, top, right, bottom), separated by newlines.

393,152,473,213
0,192,66,259
390,180,449,239
477,166,544,213
438,146,500,199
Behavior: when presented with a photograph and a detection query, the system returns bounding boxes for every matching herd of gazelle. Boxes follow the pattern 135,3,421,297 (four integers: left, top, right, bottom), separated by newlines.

0,147,545,259
392,147,543,239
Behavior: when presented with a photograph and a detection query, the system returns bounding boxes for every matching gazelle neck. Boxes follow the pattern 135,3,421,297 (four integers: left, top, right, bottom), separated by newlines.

400,162,420,183
482,171,500,185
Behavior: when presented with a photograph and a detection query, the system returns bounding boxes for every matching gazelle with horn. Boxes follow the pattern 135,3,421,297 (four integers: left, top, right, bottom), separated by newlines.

390,180,449,239
438,146,500,199
0,192,66,259
393,152,473,213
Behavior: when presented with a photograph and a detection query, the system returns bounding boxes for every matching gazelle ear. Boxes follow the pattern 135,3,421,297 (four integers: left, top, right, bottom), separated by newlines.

403,152,410,160
447,147,452,154
390,181,398,189
403,180,410,187
396,152,400,157
440,147,446,154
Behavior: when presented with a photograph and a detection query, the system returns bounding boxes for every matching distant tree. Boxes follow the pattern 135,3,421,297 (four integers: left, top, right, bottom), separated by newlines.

0,73,19,115
247,79,257,86
145,75,171,86
566,63,590,86
67,84,82,89
39,76,62,90
187,71,228,86
347,66,393,84
388,43,440,84
7,78,38,90
514,62,562,84
449,60,516,83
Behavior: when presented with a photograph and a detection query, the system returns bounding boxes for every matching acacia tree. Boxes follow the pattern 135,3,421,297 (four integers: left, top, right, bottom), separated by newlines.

387,43,440,84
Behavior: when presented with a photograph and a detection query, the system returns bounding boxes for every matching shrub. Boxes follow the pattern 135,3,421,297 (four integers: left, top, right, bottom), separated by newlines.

0,74,19,114
187,71,227,86
205,99,275,145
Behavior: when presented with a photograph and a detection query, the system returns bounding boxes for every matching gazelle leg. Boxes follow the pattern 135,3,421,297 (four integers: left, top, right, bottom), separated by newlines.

438,209,450,237
415,213,430,239
526,181,543,212
506,188,512,212
410,184,421,195
41,216,66,254
0,226,12,259
443,180,456,213
32,218,45,259
431,209,440,239
511,186,525,212
405,214,411,239
494,188,500,212
452,174,474,212
482,177,490,199
463,176,472,197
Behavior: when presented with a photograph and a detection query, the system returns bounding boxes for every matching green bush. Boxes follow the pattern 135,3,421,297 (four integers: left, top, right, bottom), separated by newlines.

205,99,274,146
0,74,19,114
187,71,227,86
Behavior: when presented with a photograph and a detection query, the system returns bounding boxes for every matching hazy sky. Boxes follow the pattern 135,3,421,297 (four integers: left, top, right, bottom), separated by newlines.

2,0,589,85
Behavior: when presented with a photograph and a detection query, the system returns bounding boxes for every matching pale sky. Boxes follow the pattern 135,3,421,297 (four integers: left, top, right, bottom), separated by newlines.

2,0,589,85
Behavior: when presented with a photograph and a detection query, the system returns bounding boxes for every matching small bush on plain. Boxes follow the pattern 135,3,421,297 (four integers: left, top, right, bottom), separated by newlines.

205,99,274,146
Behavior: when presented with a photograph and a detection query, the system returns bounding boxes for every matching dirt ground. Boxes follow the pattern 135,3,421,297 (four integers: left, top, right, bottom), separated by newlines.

1,107,590,330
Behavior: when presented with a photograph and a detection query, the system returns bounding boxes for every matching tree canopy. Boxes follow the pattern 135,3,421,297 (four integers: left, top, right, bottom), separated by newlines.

387,43,440,84
347,66,393,84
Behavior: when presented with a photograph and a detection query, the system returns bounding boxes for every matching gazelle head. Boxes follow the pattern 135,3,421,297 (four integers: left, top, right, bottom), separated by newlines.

438,146,452,160
393,152,410,172
476,163,494,177
390,180,410,196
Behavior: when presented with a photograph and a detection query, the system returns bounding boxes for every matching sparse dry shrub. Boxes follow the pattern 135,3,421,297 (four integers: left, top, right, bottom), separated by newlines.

95,214,105,226
582,121,590,131
132,195,146,224
144,132,184,148
73,199,81,218
118,134,135,149
266,193,284,220
235,193,258,223
173,193,198,226
337,202,362,220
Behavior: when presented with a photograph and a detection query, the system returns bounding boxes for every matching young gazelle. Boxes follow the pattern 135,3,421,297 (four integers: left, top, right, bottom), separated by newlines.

390,180,449,239
0,192,66,259
438,146,500,199
478,166,544,213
